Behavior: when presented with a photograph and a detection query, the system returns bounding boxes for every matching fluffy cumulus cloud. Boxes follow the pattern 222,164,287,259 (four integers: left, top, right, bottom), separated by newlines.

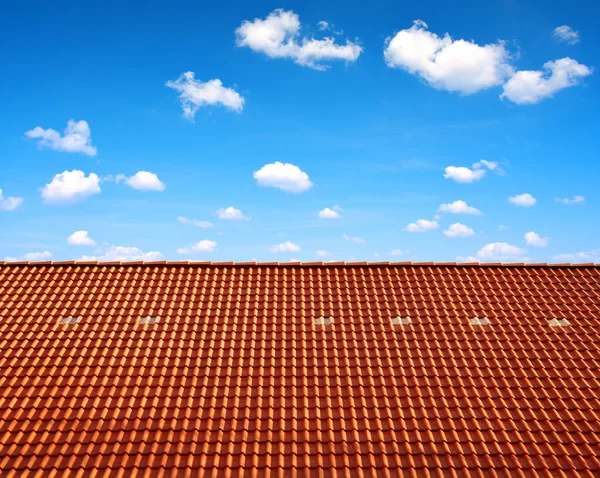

555,195,584,205
444,223,475,237
404,219,439,233
217,206,249,220
501,58,592,105
166,71,244,120
116,171,165,191
438,200,482,215
177,216,214,228
0,189,23,211
25,120,97,156
318,205,342,219
177,240,217,254
524,231,549,247
40,170,101,205
384,20,513,95
343,234,365,244
444,160,500,183
508,193,536,207
254,162,313,193
236,9,362,70
476,242,526,262
67,230,96,246
93,245,163,262
267,241,301,253
553,250,600,263
552,25,580,45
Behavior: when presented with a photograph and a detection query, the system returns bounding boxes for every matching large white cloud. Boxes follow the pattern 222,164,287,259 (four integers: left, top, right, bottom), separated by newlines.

40,170,101,204
117,171,165,191
444,223,474,237
501,58,592,104
524,231,549,247
25,120,97,156
552,25,580,45
67,230,96,246
404,219,439,233
384,20,513,94
477,242,526,262
0,189,23,211
166,71,244,120
438,200,482,215
236,9,362,70
267,241,301,253
508,193,536,207
254,162,313,193
177,240,217,254
217,206,249,220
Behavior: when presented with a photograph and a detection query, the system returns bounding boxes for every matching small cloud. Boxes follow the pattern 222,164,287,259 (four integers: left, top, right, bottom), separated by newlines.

267,241,301,253
438,200,482,215
317,21,329,31
552,25,580,45
254,162,313,193
67,230,96,246
389,249,404,256
217,206,249,220
0,189,23,211
555,195,584,205
508,193,536,207
444,160,500,183
404,219,439,233
117,171,165,191
177,239,217,254
315,250,331,257
25,119,97,156
24,251,52,261
524,231,548,247
343,234,365,244
40,170,101,205
456,255,478,262
318,205,342,219
165,71,244,121
476,242,526,262
552,249,600,263
444,223,475,237
177,216,214,228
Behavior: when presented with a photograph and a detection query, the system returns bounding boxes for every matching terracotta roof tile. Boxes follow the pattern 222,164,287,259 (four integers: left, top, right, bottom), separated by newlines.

0,263,599,475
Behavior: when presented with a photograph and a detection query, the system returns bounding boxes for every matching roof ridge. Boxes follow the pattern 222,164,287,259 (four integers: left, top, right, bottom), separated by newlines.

0,260,598,267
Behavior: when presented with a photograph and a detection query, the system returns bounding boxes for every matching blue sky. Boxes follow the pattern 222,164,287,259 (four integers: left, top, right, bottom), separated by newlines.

1,0,598,263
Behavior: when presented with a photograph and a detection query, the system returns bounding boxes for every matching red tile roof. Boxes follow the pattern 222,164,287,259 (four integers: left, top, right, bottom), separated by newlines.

1,262,599,476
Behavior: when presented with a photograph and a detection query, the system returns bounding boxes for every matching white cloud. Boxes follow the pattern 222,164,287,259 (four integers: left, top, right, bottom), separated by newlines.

40,170,101,204
317,21,329,31
508,193,536,207
552,250,600,263
444,223,475,237
343,234,365,244
0,189,23,211
477,242,526,262
93,245,163,262
267,241,301,253
524,231,549,247
25,120,97,156
553,25,580,45
116,171,165,191
166,72,244,120
23,251,52,261
443,160,499,183
236,9,362,70
177,240,217,254
315,250,331,257
384,20,513,94
555,195,584,205
501,58,592,105
456,255,478,262
318,205,342,219
217,206,249,220
253,162,313,193
404,219,439,233
67,231,96,246
177,216,214,228
438,200,482,215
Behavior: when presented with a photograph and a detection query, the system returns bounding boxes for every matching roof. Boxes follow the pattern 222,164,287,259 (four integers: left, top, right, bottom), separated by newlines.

1,262,599,476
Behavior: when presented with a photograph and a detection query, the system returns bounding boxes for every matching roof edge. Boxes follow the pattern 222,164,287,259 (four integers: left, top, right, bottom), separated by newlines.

0,261,598,268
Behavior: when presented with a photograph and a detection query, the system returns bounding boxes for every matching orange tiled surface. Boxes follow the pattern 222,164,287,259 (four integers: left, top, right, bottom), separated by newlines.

0,263,599,477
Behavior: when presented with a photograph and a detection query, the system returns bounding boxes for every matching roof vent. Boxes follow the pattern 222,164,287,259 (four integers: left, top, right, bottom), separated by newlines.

138,316,160,324
548,318,569,327
469,317,490,326
391,317,411,325
59,316,81,324
314,316,333,326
